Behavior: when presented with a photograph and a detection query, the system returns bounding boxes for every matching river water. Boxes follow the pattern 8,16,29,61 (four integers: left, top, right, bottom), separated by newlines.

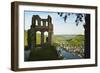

56,47,81,59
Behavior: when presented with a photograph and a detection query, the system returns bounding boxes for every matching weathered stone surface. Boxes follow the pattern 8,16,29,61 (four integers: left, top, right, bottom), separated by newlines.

28,15,53,50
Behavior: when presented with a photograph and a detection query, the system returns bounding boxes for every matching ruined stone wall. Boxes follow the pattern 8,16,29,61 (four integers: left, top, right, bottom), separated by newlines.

28,15,53,49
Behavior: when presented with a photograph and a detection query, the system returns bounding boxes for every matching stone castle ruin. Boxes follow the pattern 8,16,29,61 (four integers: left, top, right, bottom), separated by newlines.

28,15,53,50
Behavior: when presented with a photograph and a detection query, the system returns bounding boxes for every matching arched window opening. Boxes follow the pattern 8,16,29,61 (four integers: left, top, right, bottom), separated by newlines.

36,20,38,26
46,21,48,26
41,21,43,26
36,31,41,45
44,31,48,43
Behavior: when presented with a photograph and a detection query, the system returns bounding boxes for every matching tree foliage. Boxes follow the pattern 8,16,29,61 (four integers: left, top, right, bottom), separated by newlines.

57,12,85,26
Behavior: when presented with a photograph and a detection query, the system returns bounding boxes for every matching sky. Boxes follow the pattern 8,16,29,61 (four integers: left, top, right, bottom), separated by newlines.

24,11,85,35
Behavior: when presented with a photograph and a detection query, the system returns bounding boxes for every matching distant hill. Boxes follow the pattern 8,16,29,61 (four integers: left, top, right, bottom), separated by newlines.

53,34,84,46
53,35,77,41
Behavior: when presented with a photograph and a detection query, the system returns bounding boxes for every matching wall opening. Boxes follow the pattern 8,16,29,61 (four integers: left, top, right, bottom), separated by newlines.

41,21,43,26
46,21,48,26
44,31,48,43
36,31,41,45
36,20,38,26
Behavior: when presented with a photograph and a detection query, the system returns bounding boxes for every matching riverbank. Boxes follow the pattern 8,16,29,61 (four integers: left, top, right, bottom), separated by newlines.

57,47,81,59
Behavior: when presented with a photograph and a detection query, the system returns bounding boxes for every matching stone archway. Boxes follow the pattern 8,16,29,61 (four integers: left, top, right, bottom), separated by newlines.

28,15,53,50
44,31,48,43
36,31,41,45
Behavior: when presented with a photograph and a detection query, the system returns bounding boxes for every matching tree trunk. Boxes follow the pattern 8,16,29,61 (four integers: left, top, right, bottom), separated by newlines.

84,14,90,58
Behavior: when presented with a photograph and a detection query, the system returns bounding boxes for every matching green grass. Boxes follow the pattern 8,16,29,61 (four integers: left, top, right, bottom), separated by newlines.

36,33,41,45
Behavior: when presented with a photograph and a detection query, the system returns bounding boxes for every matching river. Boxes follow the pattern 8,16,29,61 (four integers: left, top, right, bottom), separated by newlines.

56,47,81,59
